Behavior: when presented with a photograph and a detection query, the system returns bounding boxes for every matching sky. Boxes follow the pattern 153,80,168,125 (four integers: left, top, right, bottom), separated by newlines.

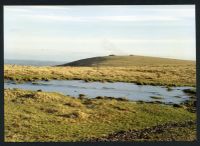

4,5,196,62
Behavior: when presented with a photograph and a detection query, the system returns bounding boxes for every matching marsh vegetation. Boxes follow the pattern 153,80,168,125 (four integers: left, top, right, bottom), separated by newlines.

4,55,196,142
4,89,196,142
4,63,195,87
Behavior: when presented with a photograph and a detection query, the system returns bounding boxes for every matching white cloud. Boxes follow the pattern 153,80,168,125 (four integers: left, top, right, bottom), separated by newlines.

4,5,194,23
33,15,85,22
4,5,195,61
5,36,193,48
98,16,180,21
18,14,181,22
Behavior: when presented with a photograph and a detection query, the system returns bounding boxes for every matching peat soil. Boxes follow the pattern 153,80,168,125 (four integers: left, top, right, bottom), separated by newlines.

86,120,196,142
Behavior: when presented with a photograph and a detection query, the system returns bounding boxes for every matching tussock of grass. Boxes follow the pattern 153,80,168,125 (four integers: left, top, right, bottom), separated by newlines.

5,89,196,142
4,62,196,87
183,88,196,95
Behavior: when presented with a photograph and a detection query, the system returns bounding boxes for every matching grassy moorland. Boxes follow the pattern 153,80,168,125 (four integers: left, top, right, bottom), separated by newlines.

4,55,197,142
4,89,196,142
4,56,196,86
60,55,195,67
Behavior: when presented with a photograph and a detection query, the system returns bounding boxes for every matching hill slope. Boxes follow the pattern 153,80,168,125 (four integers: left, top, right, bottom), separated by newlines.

59,55,195,67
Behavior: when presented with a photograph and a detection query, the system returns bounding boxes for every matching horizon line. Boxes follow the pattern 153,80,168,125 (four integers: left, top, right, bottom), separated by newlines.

4,54,196,62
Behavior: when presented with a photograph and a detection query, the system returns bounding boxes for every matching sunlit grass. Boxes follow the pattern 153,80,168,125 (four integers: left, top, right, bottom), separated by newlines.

4,63,196,86
4,89,196,142
4,56,196,141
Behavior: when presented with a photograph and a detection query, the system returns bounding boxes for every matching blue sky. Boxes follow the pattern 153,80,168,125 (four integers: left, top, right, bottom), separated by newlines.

4,5,195,62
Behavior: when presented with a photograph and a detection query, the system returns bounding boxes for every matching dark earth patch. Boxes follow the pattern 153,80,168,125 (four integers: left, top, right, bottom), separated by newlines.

86,120,196,142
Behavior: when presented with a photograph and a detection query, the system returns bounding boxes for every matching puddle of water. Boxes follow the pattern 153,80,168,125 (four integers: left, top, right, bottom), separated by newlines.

4,80,193,104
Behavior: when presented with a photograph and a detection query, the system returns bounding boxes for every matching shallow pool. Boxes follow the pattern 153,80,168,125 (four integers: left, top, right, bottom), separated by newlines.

4,80,194,104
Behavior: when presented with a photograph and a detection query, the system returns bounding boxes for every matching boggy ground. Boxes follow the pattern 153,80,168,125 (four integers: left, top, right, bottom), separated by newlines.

4,63,196,87
4,89,196,142
87,120,196,141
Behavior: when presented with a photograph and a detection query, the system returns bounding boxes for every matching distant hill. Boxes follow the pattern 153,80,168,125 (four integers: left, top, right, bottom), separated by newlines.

58,55,195,67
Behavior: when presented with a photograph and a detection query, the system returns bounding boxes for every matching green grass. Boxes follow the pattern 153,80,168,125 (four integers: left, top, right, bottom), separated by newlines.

4,89,196,142
59,55,195,67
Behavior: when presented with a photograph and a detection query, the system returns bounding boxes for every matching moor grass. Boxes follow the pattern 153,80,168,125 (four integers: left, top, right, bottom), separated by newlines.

4,63,195,87
60,55,195,67
4,56,196,142
4,89,196,142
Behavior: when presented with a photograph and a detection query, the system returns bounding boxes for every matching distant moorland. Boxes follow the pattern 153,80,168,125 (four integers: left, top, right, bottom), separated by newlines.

4,55,196,87
59,55,195,67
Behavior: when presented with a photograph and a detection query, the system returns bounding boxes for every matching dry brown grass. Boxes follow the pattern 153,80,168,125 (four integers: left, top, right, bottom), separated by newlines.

4,63,196,86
